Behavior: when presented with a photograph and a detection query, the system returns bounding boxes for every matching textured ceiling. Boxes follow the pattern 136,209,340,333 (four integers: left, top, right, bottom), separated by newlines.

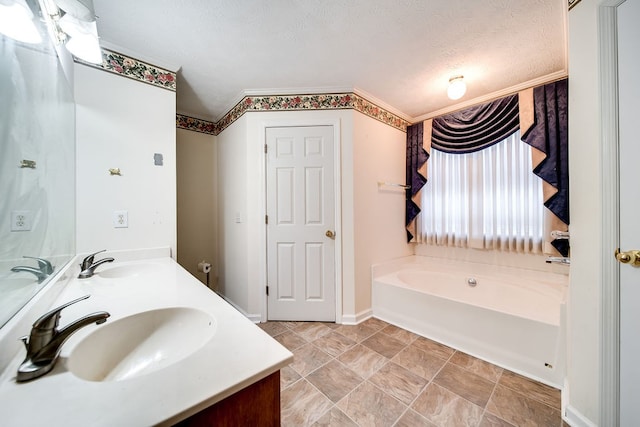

93,0,567,122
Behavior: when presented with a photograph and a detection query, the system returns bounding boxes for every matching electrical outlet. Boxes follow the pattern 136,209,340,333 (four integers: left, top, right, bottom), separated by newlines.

113,210,128,228
10,210,32,232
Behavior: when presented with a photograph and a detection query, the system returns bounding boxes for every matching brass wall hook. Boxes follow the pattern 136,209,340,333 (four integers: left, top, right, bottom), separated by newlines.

20,160,36,169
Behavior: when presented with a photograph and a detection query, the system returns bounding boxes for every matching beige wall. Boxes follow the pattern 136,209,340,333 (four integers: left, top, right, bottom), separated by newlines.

352,113,412,316
176,128,217,287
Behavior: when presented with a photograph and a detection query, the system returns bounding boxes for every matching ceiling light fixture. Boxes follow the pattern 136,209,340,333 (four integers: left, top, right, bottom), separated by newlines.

447,75,466,100
0,0,42,44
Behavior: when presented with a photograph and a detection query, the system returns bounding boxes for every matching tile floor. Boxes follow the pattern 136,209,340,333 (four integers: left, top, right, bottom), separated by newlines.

258,318,566,427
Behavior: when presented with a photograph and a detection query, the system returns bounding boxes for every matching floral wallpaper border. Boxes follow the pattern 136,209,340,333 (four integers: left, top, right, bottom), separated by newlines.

215,93,409,134
78,50,408,134
176,92,410,135
176,114,216,135
75,48,177,92
176,93,409,136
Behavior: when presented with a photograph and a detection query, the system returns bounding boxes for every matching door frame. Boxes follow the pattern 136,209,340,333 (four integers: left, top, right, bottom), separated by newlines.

598,1,625,425
259,118,343,324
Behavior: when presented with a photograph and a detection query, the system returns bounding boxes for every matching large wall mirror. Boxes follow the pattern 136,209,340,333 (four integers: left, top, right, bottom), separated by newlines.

0,0,75,327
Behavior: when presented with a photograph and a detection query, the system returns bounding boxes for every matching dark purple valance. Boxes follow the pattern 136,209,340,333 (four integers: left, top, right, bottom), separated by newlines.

431,94,520,154
521,79,569,255
405,122,428,242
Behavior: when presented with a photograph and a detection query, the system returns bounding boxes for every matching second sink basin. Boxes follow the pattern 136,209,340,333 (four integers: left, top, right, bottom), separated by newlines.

68,307,216,382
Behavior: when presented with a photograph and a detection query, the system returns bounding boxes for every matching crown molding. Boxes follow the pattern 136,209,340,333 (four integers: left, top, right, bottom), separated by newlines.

412,70,569,122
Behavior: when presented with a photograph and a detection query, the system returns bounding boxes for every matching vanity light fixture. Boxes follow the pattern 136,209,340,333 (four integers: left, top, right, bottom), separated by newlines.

58,11,101,63
38,0,102,64
447,75,467,100
0,0,42,44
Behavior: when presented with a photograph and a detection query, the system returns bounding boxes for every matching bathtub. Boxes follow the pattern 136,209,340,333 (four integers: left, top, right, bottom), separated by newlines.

372,256,568,387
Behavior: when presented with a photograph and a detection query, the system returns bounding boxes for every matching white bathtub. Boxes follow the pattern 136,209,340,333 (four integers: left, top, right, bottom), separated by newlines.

372,256,568,387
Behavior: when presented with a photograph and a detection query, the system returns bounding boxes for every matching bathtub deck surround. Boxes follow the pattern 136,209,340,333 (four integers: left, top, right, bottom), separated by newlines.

0,248,292,426
372,255,569,387
262,320,564,426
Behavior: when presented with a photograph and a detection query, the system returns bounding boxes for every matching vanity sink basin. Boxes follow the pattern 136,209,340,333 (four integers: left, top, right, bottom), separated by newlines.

68,307,216,382
96,262,160,279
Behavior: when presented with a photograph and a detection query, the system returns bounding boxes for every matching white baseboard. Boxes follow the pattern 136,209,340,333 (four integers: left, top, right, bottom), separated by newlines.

341,308,373,325
564,405,598,427
216,292,261,323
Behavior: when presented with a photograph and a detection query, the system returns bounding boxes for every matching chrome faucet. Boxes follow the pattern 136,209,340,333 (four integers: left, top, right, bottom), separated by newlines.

11,256,54,283
78,249,114,279
17,295,109,382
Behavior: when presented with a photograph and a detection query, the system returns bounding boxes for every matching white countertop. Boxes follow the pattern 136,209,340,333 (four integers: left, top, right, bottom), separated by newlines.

0,250,293,426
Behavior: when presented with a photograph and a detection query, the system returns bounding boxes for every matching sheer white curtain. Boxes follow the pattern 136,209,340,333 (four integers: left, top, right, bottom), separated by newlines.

418,130,544,254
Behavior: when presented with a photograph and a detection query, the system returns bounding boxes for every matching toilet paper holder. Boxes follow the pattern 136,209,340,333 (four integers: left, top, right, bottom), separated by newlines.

197,261,211,274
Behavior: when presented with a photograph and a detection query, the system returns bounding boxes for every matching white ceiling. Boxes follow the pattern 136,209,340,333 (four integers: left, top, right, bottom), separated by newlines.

93,0,567,123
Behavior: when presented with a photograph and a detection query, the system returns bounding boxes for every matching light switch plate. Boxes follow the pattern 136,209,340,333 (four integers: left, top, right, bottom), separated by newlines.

113,210,128,228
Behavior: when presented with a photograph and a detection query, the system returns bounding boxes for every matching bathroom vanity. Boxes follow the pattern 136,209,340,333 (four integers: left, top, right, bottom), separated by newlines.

0,249,292,426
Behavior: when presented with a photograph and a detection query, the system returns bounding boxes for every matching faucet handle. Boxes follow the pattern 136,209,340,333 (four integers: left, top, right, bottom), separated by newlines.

32,295,91,331
22,256,54,275
80,250,106,270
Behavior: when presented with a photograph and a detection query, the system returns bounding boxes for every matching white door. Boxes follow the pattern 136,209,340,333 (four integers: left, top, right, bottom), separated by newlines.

618,1,640,423
266,126,336,321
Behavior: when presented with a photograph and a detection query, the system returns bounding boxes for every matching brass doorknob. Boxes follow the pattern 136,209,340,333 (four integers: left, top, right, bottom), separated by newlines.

615,248,640,267
325,230,335,239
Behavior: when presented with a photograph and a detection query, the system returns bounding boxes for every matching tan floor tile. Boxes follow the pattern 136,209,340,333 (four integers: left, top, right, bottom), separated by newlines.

433,363,496,407
411,336,455,360
412,383,484,427
281,321,306,329
449,351,504,382
337,344,388,379
290,343,333,376
313,407,358,426
324,322,341,330
337,381,407,426
392,345,447,380
307,360,363,403
280,365,301,390
274,330,308,351
335,323,379,342
380,324,419,345
312,331,356,357
258,321,289,337
368,362,428,405
281,379,333,426
278,321,563,427
499,370,561,410
487,384,561,427
361,332,406,359
293,322,334,341
479,412,516,426
395,409,438,427
360,317,389,331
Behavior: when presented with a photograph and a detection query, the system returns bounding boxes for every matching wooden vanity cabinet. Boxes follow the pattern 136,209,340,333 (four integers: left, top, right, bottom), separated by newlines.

175,370,280,427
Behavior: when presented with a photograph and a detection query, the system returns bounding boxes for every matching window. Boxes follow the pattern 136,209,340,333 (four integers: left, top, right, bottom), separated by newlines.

418,130,544,254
